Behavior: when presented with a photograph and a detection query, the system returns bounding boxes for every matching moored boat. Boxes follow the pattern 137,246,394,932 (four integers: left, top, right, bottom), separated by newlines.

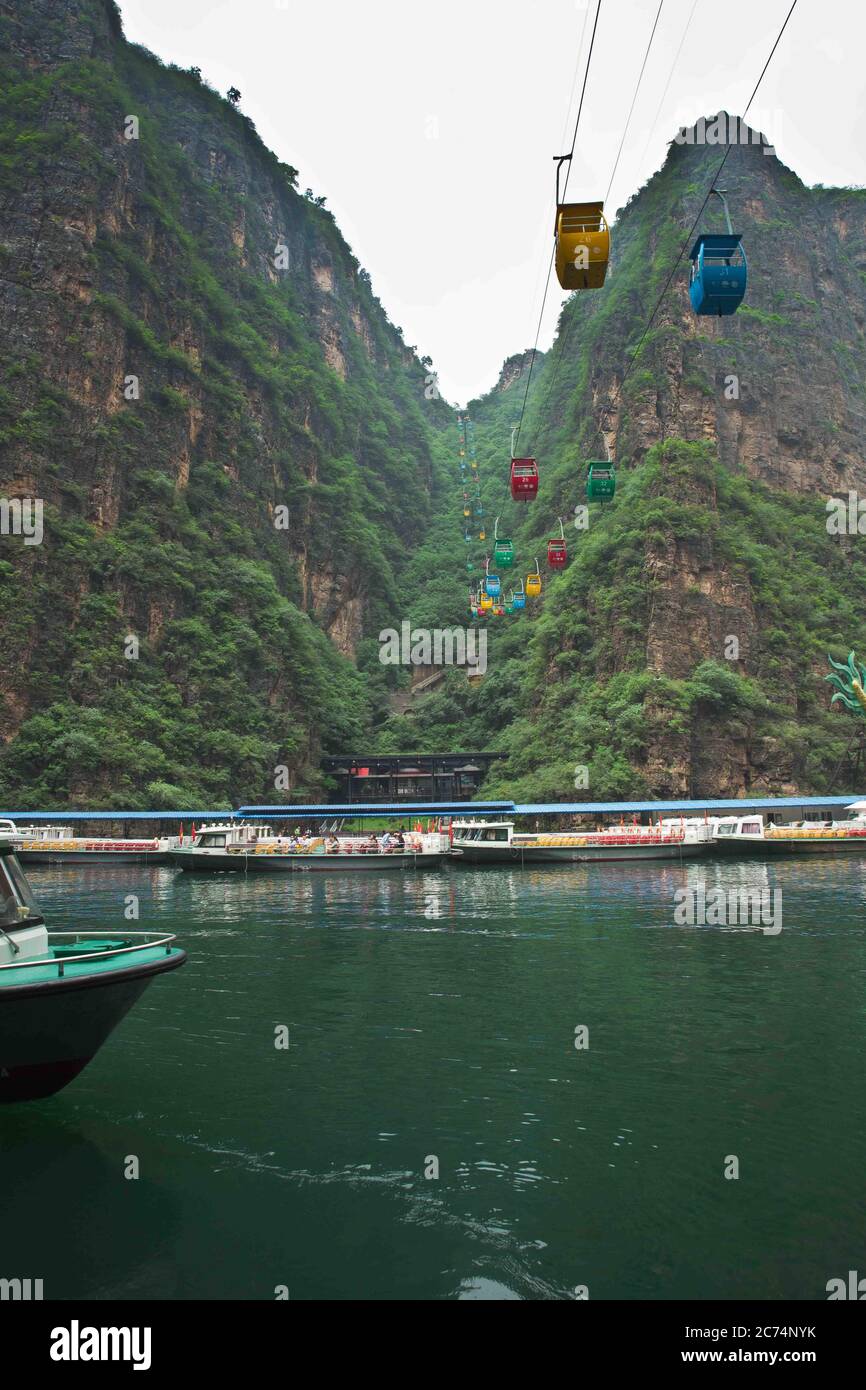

0,839,185,1101
449,819,711,863
712,805,866,855
169,822,447,872
15,823,174,865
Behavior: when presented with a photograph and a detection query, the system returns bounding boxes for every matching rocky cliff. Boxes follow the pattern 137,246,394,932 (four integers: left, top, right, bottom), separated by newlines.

3,0,866,808
0,0,445,805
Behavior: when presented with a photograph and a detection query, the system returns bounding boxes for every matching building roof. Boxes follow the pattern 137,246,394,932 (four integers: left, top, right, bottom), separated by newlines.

321,752,504,764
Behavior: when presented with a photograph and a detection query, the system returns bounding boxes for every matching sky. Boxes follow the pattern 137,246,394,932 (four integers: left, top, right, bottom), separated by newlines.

116,0,866,405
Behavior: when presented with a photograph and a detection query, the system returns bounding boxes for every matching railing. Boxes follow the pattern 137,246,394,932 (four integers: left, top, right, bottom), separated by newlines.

0,931,179,979
20,840,161,852
766,826,866,839
515,831,687,847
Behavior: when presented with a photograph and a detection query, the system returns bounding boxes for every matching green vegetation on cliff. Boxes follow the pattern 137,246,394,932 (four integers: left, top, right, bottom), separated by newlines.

0,0,445,806
377,130,866,800
2,3,866,807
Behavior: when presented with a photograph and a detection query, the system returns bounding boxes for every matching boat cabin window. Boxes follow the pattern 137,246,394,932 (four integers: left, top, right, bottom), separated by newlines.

480,827,509,842
199,833,227,848
741,821,762,835
0,855,38,925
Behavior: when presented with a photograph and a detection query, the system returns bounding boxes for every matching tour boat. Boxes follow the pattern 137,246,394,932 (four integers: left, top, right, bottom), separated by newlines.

0,818,24,846
169,822,447,872
0,839,185,1101
712,806,866,855
449,819,711,864
14,824,175,865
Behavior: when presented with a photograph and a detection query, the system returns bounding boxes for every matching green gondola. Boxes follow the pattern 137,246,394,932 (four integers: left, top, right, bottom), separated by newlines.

492,516,515,570
586,460,616,502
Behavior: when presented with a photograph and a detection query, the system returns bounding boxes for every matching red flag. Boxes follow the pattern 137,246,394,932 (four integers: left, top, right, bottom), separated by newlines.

179,822,185,842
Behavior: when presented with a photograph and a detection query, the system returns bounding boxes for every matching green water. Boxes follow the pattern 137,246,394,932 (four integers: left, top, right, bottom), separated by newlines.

2,856,865,1300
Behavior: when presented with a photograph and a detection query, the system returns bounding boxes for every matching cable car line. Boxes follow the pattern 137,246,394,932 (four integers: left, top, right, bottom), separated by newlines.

513,0,604,453
636,0,700,180
599,0,799,430
522,0,795,562
467,0,797,626
604,0,665,209
506,0,667,568
521,0,594,395
531,0,669,452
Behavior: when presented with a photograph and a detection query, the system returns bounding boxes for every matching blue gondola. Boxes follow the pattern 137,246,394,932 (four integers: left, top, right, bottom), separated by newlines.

511,581,526,611
484,558,501,599
688,189,747,316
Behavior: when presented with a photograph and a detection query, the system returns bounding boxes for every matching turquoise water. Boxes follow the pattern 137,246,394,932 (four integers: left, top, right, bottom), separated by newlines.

2,856,865,1300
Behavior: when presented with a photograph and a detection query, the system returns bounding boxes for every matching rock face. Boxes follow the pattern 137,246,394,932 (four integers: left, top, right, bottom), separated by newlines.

3,7,866,812
439,121,866,801
494,350,542,395
609,121,866,498
0,0,446,805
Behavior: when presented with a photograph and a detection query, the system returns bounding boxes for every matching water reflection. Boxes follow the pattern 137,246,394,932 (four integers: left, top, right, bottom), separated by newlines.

12,856,866,1299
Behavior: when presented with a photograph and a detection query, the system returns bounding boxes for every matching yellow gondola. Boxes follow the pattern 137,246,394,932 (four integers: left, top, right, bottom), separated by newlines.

479,591,493,611
526,558,542,598
553,157,609,290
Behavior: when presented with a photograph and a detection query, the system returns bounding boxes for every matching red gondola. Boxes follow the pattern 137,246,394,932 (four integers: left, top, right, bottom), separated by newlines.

510,458,538,501
547,517,567,568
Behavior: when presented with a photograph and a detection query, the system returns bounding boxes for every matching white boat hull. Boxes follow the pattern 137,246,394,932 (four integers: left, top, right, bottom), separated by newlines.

450,840,704,864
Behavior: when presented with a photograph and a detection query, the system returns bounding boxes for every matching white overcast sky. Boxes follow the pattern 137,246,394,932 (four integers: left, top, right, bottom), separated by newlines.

117,0,864,404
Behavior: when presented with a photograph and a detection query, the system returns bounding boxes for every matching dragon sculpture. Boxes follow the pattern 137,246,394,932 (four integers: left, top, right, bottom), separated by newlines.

826,651,866,716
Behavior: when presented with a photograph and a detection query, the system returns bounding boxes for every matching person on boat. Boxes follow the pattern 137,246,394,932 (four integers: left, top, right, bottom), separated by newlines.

362,835,379,853
324,835,340,854
395,829,405,849
379,831,394,851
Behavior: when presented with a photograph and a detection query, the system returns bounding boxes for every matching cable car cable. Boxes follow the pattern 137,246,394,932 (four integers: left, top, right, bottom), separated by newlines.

636,0,700,180
513,0,604,452
521,0,594,383
531,0,669,451
600,0,799,429
604,0,665,209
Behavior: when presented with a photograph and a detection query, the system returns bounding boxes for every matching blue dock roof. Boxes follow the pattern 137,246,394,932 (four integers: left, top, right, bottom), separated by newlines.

514,795,865,815
2,795,863,822
0,810,232,821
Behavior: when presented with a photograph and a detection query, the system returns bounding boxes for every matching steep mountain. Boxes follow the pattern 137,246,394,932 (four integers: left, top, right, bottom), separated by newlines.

380,123,866,800
3,0,866,811
0,0,448,807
